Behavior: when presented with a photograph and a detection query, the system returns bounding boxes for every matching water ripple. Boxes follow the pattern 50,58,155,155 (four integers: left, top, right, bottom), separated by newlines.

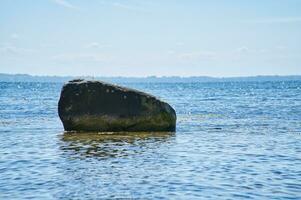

0,81,301,199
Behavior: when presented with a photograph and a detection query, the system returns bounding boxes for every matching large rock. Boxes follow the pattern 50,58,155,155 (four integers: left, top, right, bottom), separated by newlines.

58,79,176,132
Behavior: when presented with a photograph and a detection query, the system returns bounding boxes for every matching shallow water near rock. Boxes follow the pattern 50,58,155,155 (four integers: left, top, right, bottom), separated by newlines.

0,81,301,199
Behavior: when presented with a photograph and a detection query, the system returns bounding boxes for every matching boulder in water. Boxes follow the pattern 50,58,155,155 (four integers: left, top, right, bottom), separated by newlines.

58,79,176,132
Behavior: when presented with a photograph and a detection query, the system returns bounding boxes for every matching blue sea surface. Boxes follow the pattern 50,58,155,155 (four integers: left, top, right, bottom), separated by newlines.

0,81,301,199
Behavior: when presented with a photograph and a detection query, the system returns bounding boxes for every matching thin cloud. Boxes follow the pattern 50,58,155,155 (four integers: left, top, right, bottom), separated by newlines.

179,51,216,60
11,33,20,40
175,42,184,46
52,0,79,10
86,42,100,48
246,17,301,24
236,46,249,53
0,45,34,55
52,53,110,62
85,42,111,49
98,1,145,12
112,2,139,11
236,46,267,54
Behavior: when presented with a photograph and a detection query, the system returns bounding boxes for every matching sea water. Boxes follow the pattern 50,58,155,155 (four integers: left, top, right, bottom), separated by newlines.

0,81,300,199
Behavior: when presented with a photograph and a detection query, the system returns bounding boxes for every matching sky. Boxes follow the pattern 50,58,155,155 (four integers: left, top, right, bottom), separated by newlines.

0,0,300,77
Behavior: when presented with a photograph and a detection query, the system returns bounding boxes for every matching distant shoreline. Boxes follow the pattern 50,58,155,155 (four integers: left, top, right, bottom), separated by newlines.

0,73,301,83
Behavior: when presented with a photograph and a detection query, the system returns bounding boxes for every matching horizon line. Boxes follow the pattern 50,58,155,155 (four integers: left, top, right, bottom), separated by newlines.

1,73,301,79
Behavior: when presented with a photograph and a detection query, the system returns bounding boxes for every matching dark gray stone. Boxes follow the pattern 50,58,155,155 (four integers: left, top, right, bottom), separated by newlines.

58,79,176,132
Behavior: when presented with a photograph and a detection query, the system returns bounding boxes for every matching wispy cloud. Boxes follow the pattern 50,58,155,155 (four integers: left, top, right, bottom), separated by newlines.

52,53,110,62
246,17,301,24
175,42,184,47
112,2,140,11
0,45,34,55
179,51,216,60
11,33,20,40
173,46,269,62
236,46,249,53
98,0,145,12
235,46,267,54
85,42,111,49
52,0,79,10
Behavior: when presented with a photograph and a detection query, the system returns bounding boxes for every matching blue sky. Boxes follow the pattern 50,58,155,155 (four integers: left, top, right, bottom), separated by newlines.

0,0,300,77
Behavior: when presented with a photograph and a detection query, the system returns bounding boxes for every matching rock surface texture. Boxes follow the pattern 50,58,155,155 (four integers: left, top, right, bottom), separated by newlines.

58,79,176,132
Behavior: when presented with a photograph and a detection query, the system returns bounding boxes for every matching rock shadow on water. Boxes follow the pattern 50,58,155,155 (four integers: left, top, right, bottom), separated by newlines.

59,131,175,159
